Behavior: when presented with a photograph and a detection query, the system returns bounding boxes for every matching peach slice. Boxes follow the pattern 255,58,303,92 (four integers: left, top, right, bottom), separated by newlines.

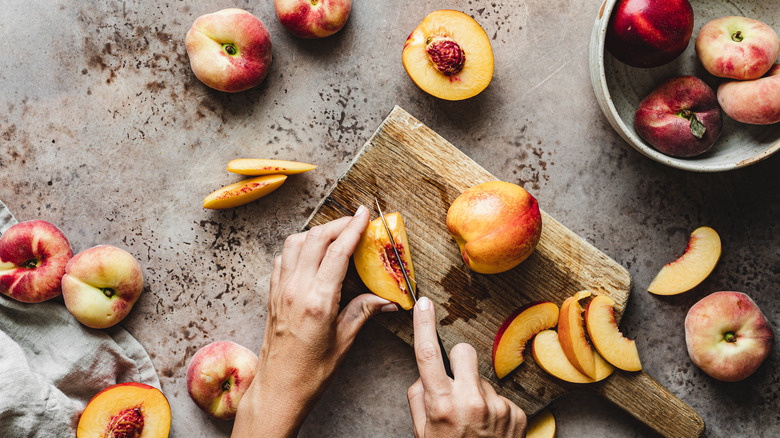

532,330,613,384
203,174,287,210
585,295,642,372
492,301,559,379
647,226,721,295
354,212,416,310
227,158,317,176
526,409,556,438
402,10,494,101
558,290,607,379
77,382,171,438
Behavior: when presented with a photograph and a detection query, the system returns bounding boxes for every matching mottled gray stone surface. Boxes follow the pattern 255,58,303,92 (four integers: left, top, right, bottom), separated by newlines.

1,1,777,437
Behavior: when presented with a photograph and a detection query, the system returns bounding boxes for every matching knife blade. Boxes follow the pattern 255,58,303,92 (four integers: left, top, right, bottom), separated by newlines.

374,198,453,378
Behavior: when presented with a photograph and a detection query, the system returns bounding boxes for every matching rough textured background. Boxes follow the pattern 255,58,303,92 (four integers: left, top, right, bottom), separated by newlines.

1,0,777,437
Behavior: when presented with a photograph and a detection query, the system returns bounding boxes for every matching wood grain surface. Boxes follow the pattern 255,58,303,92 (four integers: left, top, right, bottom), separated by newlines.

305,106,704,438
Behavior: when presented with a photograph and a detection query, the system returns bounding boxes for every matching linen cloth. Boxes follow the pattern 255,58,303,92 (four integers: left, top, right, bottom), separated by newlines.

0,199,159,437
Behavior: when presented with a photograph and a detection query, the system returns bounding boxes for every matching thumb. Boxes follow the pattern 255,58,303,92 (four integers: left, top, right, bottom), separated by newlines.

336,293,398,349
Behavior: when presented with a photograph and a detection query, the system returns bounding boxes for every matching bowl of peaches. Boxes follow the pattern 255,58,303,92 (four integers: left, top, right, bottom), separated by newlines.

589,0,780,171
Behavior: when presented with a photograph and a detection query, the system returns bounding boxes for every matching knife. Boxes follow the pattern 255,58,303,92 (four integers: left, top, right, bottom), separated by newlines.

375,198,453,378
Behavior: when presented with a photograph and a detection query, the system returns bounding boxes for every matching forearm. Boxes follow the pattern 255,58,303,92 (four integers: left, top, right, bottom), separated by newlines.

231,375,317,438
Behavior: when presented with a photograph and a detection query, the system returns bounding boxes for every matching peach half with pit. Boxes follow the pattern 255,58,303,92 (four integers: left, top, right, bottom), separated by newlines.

446,181,542,275
585,295,641,372
76,382,171,438
354,212,416,310
227,158,316,176
492,301,559,379
648,226,721,295
203,174,287,210
402,10,494,101
532,329,613,384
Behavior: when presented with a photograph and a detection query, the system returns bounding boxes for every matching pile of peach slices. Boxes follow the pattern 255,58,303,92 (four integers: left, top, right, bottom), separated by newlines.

203,159,316,210
493,291,641,383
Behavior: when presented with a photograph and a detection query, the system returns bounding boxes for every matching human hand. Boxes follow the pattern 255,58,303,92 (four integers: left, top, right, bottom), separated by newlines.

407,297,527,437
233,206,398,438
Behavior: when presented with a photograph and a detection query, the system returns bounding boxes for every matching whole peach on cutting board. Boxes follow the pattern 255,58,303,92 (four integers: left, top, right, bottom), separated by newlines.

274,0,351,38
186,340,259,420
185,9,273,93
402,9,494,101
695,16,780,81
0,219,73,303
61,245,144,329
633,76,722,158
446,181,542,275
354,212,416,310
685,292,774,382
606,0,694,68
77,382,171,438
718,64,780,125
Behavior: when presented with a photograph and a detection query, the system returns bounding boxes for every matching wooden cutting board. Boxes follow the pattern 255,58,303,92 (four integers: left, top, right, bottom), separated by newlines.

305,106,704,438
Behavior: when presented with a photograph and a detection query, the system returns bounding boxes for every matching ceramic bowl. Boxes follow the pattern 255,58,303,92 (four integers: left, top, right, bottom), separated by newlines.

589,0,780,172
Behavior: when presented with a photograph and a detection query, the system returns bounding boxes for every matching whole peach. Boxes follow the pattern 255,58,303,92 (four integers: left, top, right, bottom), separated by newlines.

446,181,542,274
696,16,780,80
274,0,351,38
718,64,780,125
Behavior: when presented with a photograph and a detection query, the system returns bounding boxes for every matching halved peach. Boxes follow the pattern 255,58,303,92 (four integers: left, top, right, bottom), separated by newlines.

492,301,559,379
402,10,494,101
558,290,607,379
227,158,316,176
647,226,721,295
585,295,642,372
354,212,416,310
527,409,556,438
77,382,171,438
532,330,613,384
203,174,287,210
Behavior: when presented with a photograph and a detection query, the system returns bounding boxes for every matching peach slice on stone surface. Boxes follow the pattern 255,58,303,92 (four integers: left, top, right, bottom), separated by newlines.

532,329,613,384
354,212,416,310
526,409,556,438
227,158,317,176
402,10,494,101
585,295,642,372
76,382,171,438
203,174,287,210
647,226,721,295
492,301,559,379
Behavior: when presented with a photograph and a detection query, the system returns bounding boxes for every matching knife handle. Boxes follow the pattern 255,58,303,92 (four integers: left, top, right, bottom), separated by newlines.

436,331,453,378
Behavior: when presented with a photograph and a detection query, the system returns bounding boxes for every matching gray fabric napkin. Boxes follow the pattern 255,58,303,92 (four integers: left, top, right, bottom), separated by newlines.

0,199,160,438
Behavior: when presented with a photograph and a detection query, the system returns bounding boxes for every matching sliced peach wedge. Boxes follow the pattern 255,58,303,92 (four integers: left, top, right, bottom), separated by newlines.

492,301,559,379
203,174,287,210
585,295,642,372
402,10,494,101
648,226,721,295
526,409,556,438
77,382,171,438
227,158,316,176
532,329,613,384
354,212,416,310
558,290,613,380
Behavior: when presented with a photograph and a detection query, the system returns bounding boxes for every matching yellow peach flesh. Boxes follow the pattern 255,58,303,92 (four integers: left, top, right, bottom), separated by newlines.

586,295,642,372
227,158,317,175
77,383,171,438
203,174,287,209
402,10,494,101
354,213,416,310
558,290,597,379
526,409,556,438
492,302,559,379
532,330,613,384
648,226,721,295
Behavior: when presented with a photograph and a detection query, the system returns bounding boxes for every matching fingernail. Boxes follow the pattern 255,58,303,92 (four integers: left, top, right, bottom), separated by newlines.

354,205,366,217
417,296,430,311
381,303,399,313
